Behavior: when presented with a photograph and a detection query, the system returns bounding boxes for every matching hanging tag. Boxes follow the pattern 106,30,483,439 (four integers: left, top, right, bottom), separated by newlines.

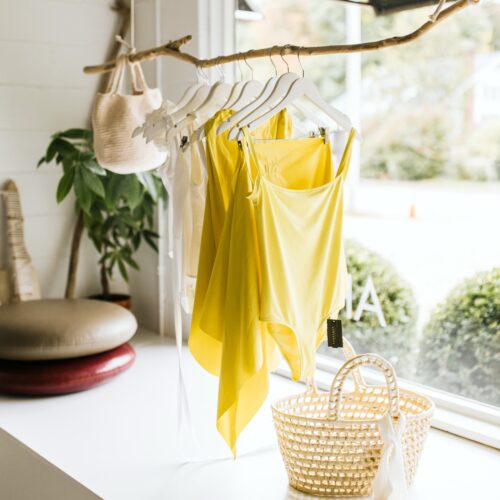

327,319,343,348
319,127,331,144
180,135,189,152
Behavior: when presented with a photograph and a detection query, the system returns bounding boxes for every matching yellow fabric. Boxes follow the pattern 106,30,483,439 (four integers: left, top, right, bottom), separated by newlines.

202,129,355,455
214,137,335,455
247,128,356,380
189,109,292,375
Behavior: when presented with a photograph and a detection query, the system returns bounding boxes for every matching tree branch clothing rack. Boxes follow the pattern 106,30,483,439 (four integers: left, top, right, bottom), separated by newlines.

83,0,477,75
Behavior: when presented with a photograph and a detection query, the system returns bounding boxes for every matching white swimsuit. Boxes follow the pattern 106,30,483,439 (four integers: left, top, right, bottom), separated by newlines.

160,119,207,313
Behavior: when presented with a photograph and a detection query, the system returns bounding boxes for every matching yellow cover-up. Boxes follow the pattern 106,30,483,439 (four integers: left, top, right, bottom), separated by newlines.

189,109,292,375
197,127,356,455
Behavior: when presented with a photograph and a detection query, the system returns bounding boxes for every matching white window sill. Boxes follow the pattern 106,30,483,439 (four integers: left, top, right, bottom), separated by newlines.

0,330,498,500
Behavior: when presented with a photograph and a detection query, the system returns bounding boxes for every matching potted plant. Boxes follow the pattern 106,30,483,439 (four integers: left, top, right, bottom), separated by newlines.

38,128,165,307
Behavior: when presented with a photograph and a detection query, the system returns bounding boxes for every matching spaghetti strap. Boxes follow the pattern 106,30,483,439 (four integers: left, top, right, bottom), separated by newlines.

335,128,357,180
239,126,262,183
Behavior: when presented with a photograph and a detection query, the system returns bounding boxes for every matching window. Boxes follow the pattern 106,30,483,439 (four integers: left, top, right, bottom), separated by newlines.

236,0,500,412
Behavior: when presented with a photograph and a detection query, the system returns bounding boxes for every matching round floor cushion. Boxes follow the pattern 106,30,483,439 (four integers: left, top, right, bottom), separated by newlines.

0,299,137,360
0,343,135,395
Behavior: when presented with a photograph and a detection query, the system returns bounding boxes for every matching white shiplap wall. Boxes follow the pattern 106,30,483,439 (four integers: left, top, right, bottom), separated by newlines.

0,0,120,299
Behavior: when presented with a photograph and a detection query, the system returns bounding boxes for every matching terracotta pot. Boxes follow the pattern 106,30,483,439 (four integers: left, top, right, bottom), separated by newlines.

88,294,132,309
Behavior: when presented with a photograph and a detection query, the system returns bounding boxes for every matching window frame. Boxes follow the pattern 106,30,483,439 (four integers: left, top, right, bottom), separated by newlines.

235,2,500,450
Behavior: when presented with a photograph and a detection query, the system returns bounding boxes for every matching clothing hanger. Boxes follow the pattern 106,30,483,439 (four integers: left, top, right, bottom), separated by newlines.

172,67,207,112
188,67,232,118
133,66,209,141
169,67,213,124
224,56,263,112
167,65,232,144
238,47,352,141
219,47,279,137
225,48,326,139
225,47,300,140
223,60,247,110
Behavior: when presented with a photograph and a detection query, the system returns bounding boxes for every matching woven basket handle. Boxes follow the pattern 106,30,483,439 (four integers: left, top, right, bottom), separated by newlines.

303,337,364,396
328,353,400,421
340,337,365,388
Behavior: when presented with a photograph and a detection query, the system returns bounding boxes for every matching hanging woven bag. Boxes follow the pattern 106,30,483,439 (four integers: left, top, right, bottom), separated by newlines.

92,54,166,174
272,340,434,497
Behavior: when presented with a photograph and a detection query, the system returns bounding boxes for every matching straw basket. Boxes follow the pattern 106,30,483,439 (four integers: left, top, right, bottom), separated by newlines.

271,341,434,497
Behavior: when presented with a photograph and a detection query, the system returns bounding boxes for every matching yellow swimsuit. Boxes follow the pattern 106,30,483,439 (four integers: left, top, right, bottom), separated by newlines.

189,109,292,375
246,128,356,380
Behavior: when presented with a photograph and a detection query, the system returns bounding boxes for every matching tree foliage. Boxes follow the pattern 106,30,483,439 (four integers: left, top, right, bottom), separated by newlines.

239,1,500,181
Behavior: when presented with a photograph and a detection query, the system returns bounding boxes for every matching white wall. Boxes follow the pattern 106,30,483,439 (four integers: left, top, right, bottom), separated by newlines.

0,0,121,299
128,0,163,332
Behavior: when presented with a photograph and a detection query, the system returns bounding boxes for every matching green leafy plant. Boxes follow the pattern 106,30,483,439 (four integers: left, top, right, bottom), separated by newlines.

418,268,500,406
335,240,418,377
38,128,165,297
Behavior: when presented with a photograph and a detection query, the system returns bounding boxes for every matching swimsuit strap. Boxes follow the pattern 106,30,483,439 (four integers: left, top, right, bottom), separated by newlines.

335,128,357,180
239,126,263,184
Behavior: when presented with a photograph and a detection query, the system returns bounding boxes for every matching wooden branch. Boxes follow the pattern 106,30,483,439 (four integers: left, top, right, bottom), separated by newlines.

84,0,477,74
84,35,195,74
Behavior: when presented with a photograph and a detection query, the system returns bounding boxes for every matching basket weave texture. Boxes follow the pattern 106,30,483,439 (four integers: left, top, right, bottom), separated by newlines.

272,344,434,497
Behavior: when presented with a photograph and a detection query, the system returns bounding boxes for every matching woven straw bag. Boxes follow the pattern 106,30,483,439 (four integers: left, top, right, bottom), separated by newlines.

272,340,434,497
92,54,166,174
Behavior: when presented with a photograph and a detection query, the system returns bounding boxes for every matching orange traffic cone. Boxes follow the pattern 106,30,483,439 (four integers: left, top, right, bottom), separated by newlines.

409,203,417,219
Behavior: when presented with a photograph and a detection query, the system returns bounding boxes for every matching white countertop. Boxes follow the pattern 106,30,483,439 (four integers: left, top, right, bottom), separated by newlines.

0,330,498,500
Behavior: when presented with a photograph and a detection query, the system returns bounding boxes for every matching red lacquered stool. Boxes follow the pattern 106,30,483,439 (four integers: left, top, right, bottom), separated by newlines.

0,343,135,396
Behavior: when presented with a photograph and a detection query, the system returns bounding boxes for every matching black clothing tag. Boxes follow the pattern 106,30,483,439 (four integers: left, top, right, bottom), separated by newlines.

180,135,189,151
327,319,343,348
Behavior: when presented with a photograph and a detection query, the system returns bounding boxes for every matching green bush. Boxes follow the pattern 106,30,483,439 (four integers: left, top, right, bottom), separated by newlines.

320,240,418,377
418,268,500,406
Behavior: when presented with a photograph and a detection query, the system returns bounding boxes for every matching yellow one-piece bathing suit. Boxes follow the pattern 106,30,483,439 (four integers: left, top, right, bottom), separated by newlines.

245,127,356,379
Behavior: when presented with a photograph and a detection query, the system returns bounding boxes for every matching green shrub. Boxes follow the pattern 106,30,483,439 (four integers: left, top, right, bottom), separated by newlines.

418,268,500,406
320,240,418,377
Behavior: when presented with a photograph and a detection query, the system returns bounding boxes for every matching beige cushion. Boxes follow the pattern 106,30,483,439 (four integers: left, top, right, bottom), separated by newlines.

0,299,137,360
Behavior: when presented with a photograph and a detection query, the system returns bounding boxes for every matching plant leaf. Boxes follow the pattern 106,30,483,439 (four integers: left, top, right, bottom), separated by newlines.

132,232,141,250
56,169,75,203
74,169,92,214
84,161,107,176
117,259,129,282
123,253,140,271
44,140,59,164
81,167,105,198
47,138,78,162
122,175,143,209
59,129,92,141
107,174,125,207
143,231,159,252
